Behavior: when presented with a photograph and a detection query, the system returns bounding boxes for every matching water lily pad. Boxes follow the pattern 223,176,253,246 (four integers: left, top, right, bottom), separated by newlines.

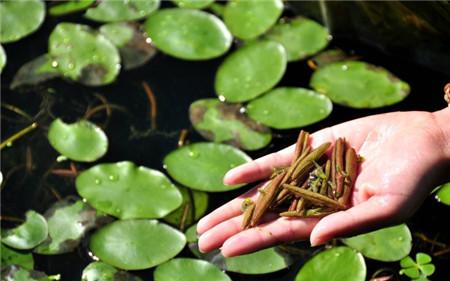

34,199,106,255
144,8,232,60
0,265,60,281
90,219,186,270
1,210,48,250
310,61,410,108
308,48,352,69
82,262,142,281
76,161,182,219
185,224,198,243
265,17,330,61
10,54,61,90
190,99,272,150
48,118,108,162
173,0,214,9
49,0,95,16
1,244,34,270
223,0,283,40
215,40,287,102
154,258,231,281
295,246,366,281
164,143,251,192
0,45,5,73
342,224,412,262
164,186,208,227
0,0,45,43
225,247,294,274
246,87,332,129
85,0,160,22
48,23,121,86
435,182,450,205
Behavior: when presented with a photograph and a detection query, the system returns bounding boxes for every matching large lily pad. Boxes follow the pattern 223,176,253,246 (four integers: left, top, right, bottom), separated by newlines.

223,0,283,40
190,99,272,150
246,87,332,129
1,210,48,250
49,23,121,86
225,247,294,274
215,40,287,102
49,0,95,16
164,143,251,192
265,17,330,61
76,161,182,219
90,219,186,270
342,224,412,262
0,0,45,43
10,54,61,90
82,262,142,281
144,8,232,60
0,45,5,73
310,61,410,108
34,199,106,255
435,182,450,205
154,258,231,281
172,0,214,9
295,246,366,281
85,0,160,22
1,265,60,281
164,186,208,227
1,244,34,270
48,118,108,162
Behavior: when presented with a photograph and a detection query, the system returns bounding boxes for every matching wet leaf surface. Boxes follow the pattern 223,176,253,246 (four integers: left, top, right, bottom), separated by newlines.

82,261,143,281
2,210,48,250
76,161,182,219
435,182,450,205
10,54,61,90
154,258,232,281
85,0,160,22
184,223,198,243
0,265,59,281
49,0,95,16
1,244,34,270
172,0,214,9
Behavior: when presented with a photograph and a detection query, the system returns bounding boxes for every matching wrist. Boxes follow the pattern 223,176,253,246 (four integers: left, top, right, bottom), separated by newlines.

433,107,450,160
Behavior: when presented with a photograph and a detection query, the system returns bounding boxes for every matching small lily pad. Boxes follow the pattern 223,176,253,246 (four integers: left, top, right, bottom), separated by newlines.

154,258,232,281
164,143,251,192
225,247,294,274
0,0,45,43
76,161,182,219
435,182,450,205
308,48,352,69
190,98,272,150
342,224,412,262
49,23,121,86
82,262,142,281
48,118,108,162
246,87,332,129
10,54,61,90
90,219,186,270
34,199,106,255
172,0,214,9
85,0,160,22
1,210,48,250
295,246,366,281
215,40,287,102
164,186,208,227
0,265,60,281
224,0,283,40
144,8,232,60
185,224,198,243
265,17,330,61
0,45,5,73
49,0,95,16
1,244,34,269
310,61,410,108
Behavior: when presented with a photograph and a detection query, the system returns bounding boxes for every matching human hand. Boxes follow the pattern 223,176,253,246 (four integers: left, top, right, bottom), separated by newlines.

197,108,450,257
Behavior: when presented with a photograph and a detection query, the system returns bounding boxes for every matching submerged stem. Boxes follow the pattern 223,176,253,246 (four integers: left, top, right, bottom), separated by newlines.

0,122,38,150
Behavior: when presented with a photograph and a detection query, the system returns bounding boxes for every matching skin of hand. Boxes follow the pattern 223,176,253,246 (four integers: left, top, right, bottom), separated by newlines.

197,108,450,257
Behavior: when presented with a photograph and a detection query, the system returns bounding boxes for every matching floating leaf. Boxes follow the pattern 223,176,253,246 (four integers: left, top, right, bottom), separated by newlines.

0,45,5,73
265,17,330,61
400,253,435,279
342,224,412,262
215,40,286,102
172,0,214,9
1,244,34,270
76,161,182,219
0,0,45,43
85,0,160,22
295,247,366,281
49,0,95,16
10,54,61,90
1,210,48,250
225,247,294,274
154,258,232,281
310,61,410,108
435,182,450,205
223,0,283,40
144,8,232,60
164,186,208,228
184,224,198,243
190,99,272,150
0,265,60,281
246,87,332,130
308,48,352,69
82,262,142,281
48,23,121,86
90,219,186,270
48,118,108,162
164,143,251,192
34,199,106,255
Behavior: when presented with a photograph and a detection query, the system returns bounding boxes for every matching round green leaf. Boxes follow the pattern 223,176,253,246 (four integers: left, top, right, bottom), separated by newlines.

1,244,34,270
1,210,48,250
215,40,287,102
224,0,283,40
265,17,330,61
48,118,108,162
48,23,121,86
0,0,45,43
190,98,272,150
164,143,251,192
172,0,214,9
184,224,198,243
90,219,186,270
99,23,134,48
154,258,231,281
85,0,160,22
296,246,366,281
49,0,95,16
163,186,208,227
225,247,293,274
76,161,182,219
0,45,6,73
144,8,232,60
310,61,410,108
342,224,412,262
0,265,59,281
82,262,142,281
435,182,450,205
10,54,61,90
246,87,332,129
